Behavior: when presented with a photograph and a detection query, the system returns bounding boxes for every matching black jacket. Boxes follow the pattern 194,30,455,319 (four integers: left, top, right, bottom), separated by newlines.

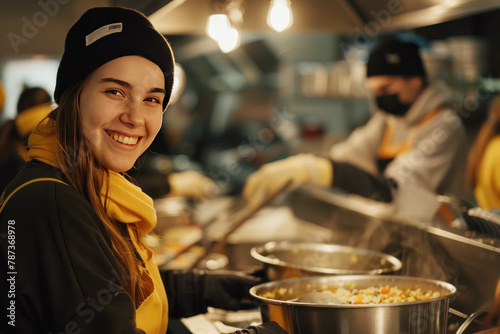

0,161,142,334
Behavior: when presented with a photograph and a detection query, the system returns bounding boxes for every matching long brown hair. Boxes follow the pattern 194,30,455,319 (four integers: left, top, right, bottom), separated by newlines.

467,96,500,190
44,80,150,306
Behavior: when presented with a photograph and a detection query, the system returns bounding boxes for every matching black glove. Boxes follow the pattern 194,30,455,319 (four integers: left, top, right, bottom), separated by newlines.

160,269,262,318
203,269,261,311
231,321,288,334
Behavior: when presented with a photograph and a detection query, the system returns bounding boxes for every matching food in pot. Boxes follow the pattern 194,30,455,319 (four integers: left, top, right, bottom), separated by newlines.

252,275,456,334
261,282,441,304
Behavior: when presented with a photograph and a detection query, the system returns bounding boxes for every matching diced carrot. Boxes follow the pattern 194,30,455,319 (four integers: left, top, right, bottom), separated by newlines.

353,300,364,304
381,287,391,294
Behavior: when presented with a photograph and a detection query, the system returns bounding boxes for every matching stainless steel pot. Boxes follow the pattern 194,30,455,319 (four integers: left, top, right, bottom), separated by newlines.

250,275,456,334
250,241,402,281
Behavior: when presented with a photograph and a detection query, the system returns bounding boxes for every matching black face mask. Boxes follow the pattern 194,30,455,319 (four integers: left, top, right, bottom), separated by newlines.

375,94,411,117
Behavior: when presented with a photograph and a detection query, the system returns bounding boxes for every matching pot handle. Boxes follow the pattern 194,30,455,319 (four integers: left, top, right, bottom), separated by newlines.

455,309,489,334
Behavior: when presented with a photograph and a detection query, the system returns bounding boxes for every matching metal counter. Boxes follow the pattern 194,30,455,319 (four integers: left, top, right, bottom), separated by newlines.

289,185,500,317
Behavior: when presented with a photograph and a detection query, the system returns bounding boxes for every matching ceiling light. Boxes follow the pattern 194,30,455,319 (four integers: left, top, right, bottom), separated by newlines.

206,0,243,52
267,0,293,32
217,26,240,53
206,14,231,41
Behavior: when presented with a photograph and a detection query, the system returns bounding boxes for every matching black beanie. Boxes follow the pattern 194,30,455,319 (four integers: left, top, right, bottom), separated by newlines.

54,7,174,110
366,39,426,78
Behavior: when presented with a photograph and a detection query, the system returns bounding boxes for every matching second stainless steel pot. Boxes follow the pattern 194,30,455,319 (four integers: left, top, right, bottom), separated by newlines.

250,241,402,281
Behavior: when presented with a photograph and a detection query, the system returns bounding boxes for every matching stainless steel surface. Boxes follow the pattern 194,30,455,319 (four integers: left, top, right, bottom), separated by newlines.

210,180,292,254
250,275,456,334
464,208,500,238
289,185,500,316
250,241,402,281
353,0,500,32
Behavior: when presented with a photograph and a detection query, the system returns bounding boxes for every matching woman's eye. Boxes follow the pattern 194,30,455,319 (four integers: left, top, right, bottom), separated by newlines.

145,97,161,104
106,89,123,97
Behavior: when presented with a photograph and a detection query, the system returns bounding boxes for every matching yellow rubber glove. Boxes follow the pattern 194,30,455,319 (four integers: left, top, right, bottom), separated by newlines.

242,154,333,209
168,171,219,198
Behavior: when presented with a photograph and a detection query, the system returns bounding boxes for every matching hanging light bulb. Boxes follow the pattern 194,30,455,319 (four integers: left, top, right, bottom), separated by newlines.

217,25,240,53
206,0,243,52
206,14,231,41
267,0,293,32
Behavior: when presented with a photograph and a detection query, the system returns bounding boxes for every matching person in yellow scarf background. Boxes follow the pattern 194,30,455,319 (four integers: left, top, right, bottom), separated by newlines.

0,7,286,334
0,86,52,193
467,95,500,210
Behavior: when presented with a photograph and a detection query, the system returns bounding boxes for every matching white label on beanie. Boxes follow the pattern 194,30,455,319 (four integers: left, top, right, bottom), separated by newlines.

386,53,401,64
85,22,123,46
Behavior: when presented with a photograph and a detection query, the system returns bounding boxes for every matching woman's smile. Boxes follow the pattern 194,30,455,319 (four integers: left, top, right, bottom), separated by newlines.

105,130,141,146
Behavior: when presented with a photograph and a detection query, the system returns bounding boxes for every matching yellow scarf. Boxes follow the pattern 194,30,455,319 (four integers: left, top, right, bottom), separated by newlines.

28,121,168,334
15,103,53,139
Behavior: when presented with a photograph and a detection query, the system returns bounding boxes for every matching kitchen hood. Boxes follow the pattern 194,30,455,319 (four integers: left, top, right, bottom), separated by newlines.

136,0,500,35
109,0,500,91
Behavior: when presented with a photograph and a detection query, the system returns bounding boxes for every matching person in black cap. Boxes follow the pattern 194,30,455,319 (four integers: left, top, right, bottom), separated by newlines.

0,6,286,334
242,38,467,216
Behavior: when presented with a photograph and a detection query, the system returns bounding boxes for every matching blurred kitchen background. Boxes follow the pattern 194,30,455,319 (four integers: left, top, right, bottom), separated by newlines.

2,0,500,194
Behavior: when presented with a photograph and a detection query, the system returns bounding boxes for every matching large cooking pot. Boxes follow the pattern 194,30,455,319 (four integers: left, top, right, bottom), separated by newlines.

250,241,402,281
250,275,456,334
